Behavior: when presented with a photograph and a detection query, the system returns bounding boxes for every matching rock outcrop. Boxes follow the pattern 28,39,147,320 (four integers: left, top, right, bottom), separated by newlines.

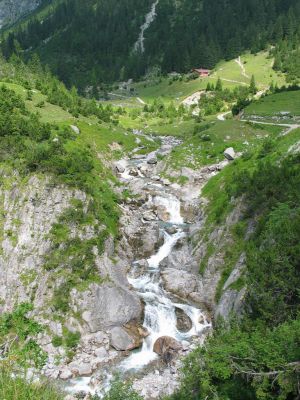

0,173,144,379
0,0,40,28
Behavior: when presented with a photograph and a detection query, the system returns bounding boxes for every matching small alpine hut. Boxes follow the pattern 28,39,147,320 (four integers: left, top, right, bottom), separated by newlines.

192,68,211,77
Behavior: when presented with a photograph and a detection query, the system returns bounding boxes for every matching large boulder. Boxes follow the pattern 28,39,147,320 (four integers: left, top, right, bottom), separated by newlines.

224,147,235,160
80,284,142,332
175,308,192,332
68,361,93,377
161,268,198,299
109,323,148,351
110,327,136,351
153,336,182,363
142,211,157,221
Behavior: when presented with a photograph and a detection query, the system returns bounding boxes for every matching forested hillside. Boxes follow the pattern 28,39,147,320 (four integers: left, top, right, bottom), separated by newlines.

1,0,300,90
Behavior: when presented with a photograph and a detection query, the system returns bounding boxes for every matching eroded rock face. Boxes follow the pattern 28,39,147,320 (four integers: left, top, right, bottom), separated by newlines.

0,0,40,28
0,175,87,313
0,173,144,378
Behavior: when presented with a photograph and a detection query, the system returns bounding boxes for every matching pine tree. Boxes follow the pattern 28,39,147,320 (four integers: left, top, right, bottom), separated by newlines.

249,75,257,94
215,77,223,92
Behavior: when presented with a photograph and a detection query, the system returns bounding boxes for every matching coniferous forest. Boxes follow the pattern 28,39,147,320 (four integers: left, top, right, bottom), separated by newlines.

2,0,300,90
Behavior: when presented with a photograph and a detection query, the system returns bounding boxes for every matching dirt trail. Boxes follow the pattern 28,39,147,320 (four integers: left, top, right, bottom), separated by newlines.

241,119,300,135
217,111,231,121
235,56,250,79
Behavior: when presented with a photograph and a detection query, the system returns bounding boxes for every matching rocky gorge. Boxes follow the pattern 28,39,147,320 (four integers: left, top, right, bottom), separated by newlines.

0,132,247,399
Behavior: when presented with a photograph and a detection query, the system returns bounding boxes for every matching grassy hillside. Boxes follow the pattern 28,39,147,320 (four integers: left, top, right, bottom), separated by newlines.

125,52,287,105
244,89,300,117
164,120,283,170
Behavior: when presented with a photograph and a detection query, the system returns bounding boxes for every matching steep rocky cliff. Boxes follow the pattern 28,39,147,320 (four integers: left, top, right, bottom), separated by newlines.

0,0,40,28
0,170,144,381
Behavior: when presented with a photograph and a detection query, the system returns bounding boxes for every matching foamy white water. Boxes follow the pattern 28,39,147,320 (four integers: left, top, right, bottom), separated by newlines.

147,231,185,269
154,195,184,224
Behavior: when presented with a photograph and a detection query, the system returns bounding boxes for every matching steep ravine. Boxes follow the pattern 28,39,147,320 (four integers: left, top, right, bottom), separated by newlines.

0,134,247,399
64,135,247,398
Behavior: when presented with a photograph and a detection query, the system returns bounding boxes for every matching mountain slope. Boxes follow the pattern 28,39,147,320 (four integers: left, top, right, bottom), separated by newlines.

1,0,300,89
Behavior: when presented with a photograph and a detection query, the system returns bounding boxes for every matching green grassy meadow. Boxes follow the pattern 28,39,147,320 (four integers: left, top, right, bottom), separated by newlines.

244,90,300,117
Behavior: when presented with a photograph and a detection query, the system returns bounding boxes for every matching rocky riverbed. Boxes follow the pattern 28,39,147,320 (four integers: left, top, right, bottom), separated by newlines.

62,135,229,399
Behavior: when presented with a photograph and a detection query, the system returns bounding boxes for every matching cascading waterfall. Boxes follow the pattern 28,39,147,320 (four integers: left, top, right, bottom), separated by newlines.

66,137,210,397
154,195,184,224
134,0,159,53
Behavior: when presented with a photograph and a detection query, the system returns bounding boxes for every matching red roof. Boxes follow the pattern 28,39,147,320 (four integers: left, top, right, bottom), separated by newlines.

193,68,211,73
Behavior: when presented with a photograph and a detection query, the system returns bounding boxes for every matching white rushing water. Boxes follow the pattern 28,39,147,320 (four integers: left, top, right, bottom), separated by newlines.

154,195,184,224
119,192,209,372
147,230,185,269
134,0,159,53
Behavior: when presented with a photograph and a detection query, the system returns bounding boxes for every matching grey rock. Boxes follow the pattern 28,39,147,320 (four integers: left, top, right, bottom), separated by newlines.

129,168,139,177
165,226,178,235
142,211,157,221
59,368,73,380
215,287,247,322
110,327,136,351
161,269,198,299
151,175,161,181
80,284,142,332
115,161,126,173
147,156,158,165
68,361,92,377
94,347,108,358
224,147,235,160
70,125,80,134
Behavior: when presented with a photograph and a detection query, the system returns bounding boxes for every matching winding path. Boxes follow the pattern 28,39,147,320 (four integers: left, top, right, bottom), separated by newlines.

241,119,300,135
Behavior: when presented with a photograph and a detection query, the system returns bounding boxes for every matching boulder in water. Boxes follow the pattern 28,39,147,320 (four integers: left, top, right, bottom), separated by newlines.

156,205,170,222
175,308,193,333
165,226,178,235
224,147,235,160
153,336,182,363
128,167,139,177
